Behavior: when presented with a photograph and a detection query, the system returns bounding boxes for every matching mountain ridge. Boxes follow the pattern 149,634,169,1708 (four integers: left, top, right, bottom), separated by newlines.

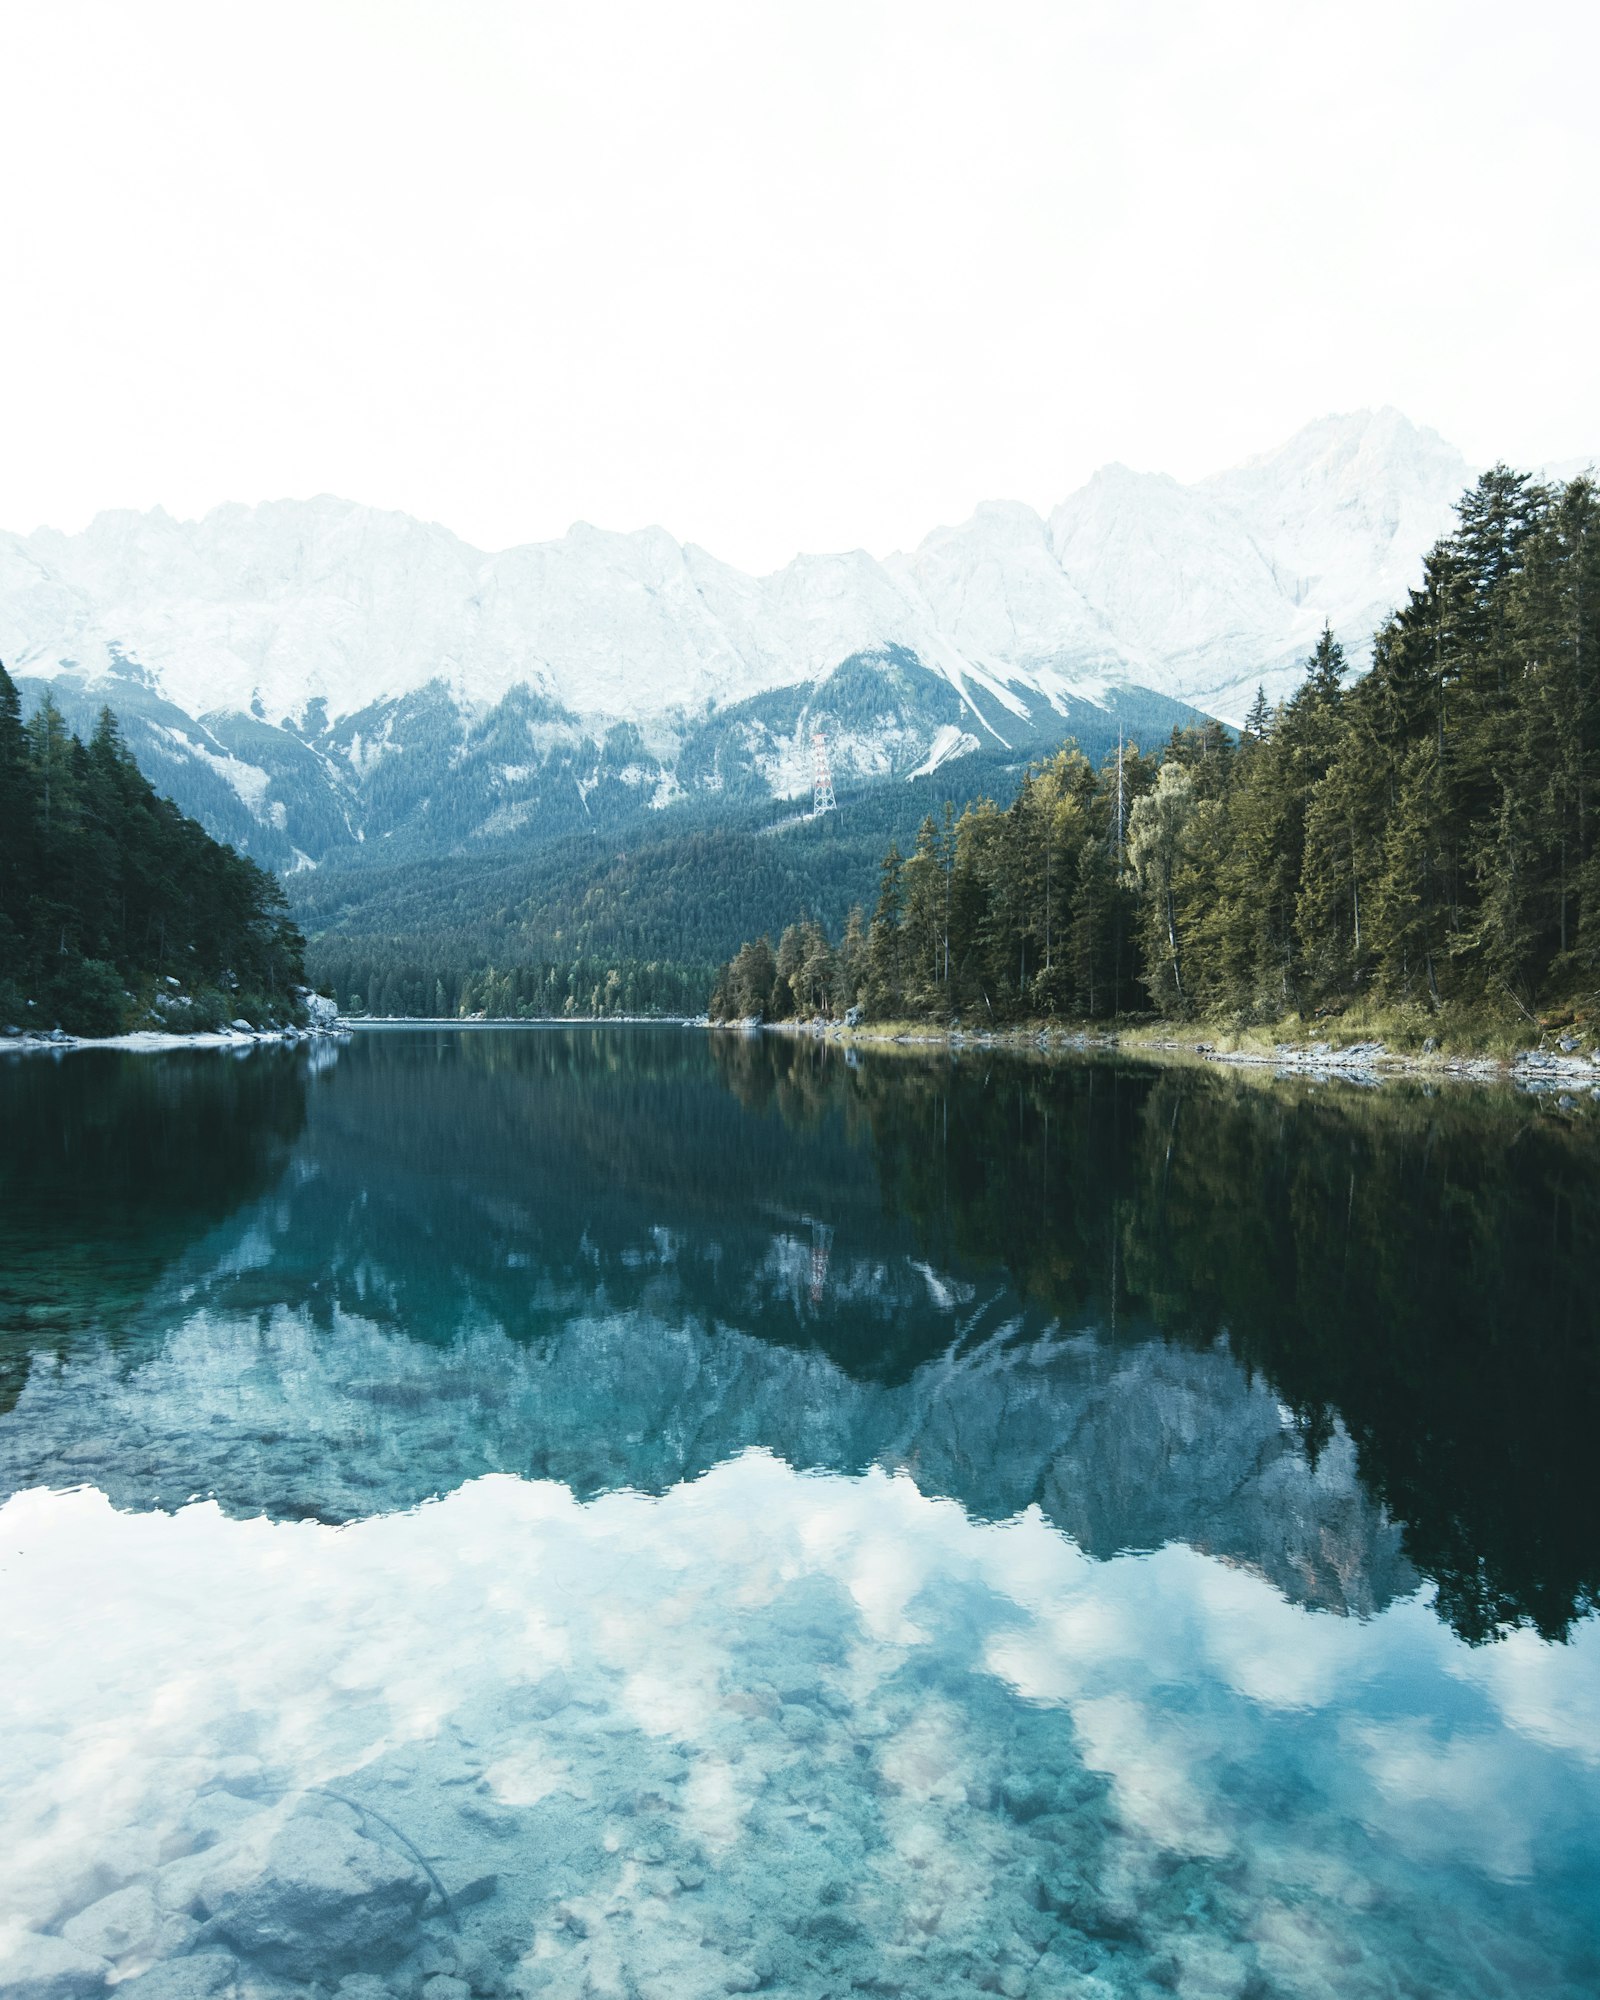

2,410,1589,877
6,408,1487,724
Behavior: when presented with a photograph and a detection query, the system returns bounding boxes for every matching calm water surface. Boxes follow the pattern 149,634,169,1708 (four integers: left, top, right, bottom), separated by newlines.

2,1027,1598,1999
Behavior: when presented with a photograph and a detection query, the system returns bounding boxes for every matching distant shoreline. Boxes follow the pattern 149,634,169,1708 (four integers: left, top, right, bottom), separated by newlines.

743,1016,1600,1097
2,1015,703,1054
1,1024,346,1057
14,1014,1596,1100
344,1015,698,1029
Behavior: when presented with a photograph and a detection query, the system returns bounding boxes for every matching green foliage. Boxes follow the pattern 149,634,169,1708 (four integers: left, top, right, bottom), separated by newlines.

313,951,709,1021
280,670,1211,1017
41,955,127,1037
0,669,309,1034
713,470,1600,1033
1154,472,1600,1023
710,740,1154,1022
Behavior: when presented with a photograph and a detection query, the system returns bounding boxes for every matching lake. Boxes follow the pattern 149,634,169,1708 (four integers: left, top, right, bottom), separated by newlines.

2,1026,1598,2000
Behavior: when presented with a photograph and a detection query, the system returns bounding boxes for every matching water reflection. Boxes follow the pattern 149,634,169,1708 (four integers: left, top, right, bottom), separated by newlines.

0,1045,309,1412
2,1029,1599,1998
3,1028,1596,1643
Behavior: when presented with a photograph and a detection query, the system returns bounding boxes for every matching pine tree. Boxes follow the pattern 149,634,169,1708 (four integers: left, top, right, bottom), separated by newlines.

835,904,867,1010
863,843,905,1016
1243,685,1272,742
1069,837,1114,1016
0,664,35,949
900,815,950,1012
797,921,835,1016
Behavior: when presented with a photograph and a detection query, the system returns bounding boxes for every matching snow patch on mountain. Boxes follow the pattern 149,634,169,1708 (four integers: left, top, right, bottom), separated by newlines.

2,409,1515,740
156,725,274,811
4,410,1583,871
897,497,1136,690
909,726,983,781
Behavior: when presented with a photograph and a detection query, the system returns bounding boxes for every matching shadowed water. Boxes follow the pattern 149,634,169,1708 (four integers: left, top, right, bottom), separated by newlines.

1,1027,1597,1999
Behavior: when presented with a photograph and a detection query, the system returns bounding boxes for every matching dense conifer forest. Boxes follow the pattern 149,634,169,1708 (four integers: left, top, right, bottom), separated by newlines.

292,751,1113,1019
309,947,710,1022
0,663,308,1035
712,469,1600,1036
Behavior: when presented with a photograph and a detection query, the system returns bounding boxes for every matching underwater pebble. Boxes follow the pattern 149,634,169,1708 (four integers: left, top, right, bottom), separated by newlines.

413,1941,459,1978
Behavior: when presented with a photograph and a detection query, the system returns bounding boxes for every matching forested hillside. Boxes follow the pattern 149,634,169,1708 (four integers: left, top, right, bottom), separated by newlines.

295,723,1191,1017
712,468,1600,1034
0,663,307,1035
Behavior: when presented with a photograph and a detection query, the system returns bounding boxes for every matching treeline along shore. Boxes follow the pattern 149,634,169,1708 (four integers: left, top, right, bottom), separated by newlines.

711,468,1600,1053
0,663,311,1037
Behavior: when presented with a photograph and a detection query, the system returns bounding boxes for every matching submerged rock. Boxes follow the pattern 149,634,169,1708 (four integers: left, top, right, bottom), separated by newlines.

115,1953,239,2000
198,1816,431,1979
421,1977,471,2000
0,1932,110,2000
62,1882,196,1966
334,1979,393,2000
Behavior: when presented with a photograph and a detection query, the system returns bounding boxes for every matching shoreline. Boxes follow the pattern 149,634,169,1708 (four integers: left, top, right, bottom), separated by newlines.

344,1014,697,1029
1,1023,349,1057
26,1010,1595,1098
2,1013,702,1056
742,1016,1600,1096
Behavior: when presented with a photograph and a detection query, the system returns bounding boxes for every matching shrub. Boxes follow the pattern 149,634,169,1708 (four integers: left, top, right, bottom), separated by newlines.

44,956,129,1037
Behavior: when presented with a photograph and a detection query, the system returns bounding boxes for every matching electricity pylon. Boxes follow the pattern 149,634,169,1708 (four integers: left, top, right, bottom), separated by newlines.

811,731,837,818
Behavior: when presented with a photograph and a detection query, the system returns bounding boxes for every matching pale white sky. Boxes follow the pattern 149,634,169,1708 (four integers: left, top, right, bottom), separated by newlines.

3,0,1595,571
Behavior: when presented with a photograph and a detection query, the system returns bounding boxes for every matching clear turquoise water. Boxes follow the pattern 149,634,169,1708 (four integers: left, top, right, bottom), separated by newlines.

1,1027,1597,1999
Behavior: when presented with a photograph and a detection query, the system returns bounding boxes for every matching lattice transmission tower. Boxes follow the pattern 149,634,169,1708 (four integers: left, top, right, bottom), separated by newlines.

811,730,837,818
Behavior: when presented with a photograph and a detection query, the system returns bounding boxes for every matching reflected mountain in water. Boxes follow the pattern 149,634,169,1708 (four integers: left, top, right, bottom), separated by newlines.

1,1302,1415,1622
2,1027,1596,1643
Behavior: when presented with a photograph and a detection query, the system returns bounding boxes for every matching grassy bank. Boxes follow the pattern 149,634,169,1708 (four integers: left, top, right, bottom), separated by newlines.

754,999,1600,1084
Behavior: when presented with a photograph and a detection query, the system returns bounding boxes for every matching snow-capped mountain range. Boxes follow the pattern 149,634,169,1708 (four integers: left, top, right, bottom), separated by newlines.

1,409,1583,873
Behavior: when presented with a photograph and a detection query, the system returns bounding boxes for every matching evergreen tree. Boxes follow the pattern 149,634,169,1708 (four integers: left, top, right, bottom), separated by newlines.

900,815,950,1012
834,904,867,1011
728,935,778,1019
863,843,905,1016
0,664,34,997
0,667,310,1033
